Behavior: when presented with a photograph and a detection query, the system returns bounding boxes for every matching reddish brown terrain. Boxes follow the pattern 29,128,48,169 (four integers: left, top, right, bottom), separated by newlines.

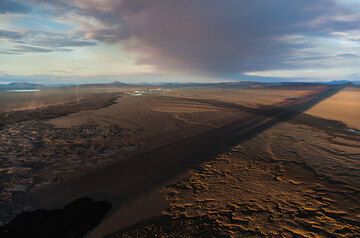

0,84,359,237
307,86,360,130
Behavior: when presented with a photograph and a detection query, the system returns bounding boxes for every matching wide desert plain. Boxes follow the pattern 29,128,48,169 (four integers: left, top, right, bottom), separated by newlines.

0,84,359,237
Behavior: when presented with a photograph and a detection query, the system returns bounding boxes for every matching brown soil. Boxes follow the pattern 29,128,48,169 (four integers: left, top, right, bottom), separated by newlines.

159,120,360,237
1,85,359,238
108,85,360,238
163,86,326,108
307,86,360,130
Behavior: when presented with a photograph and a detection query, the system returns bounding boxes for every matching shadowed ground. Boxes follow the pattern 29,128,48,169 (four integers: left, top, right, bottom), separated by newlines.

0,197,111,238
109,85,360,237
26,85,349,237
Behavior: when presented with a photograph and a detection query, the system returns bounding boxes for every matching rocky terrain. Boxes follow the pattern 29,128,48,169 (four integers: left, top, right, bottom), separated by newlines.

0,94,143,225
1,85,359,238
110,113,360,237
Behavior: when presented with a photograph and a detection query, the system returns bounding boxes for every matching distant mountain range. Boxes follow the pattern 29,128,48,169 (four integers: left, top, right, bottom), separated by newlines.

0,82,45,90
157,81,266,88
326,80,360,85
109,81,129,86
0,80,358,90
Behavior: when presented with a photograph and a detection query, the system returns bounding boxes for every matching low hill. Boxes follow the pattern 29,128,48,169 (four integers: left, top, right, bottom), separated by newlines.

0,82,45,90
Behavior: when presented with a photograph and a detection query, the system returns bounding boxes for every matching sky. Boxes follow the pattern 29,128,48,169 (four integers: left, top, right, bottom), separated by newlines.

0,0,360,84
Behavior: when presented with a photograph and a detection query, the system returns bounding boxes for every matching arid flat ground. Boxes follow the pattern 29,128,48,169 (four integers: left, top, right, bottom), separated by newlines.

159,120,360,237
0,86,142,113
307,86,360,130
0,85,359,237
163,87,325,107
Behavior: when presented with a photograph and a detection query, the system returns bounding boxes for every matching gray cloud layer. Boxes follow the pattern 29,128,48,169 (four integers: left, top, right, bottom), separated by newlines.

0,0,32,14
13,0,360,77
0,30,22,39
0,30,96,54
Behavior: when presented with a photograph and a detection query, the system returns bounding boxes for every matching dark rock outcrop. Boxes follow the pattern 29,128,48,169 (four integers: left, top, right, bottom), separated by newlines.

0,197,111,238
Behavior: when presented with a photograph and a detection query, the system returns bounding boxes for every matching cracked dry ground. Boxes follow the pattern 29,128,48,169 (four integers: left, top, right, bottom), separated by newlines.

119,117,360,237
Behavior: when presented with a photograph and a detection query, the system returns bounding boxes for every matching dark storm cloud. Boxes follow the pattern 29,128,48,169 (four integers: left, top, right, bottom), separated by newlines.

0,0,32,14
32,0,359,76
